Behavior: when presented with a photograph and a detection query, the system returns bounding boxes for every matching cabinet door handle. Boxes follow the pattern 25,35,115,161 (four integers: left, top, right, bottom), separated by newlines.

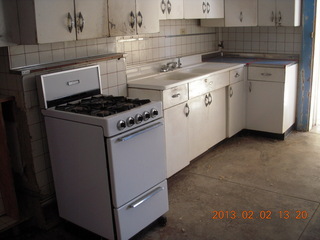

230,86,233,98
137,11,143,28
202,2,207,14
261,73,272,77
67,12,74,33
167,0,172,14
249,82,252,92
205,94,209,107
235,72,240,78
240,11,243,22
208,93,212,105
161,0,166,14
172,93,180,98
129,11,135,29
185,103,190,117
77,12,85,33
207,2,210,13
271,11,275,23
278,11,282,26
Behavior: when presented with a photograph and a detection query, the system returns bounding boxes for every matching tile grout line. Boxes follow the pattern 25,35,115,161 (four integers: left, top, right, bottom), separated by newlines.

187,171,320,205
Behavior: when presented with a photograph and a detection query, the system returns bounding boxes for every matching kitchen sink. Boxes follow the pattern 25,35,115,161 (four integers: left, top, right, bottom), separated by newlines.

180,67,217,74
155,71,199,81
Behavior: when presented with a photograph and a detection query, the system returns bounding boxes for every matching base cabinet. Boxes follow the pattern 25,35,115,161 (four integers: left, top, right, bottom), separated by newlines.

188,88,227,160
246,64,298,134
227,81,245,137
164,103,190,178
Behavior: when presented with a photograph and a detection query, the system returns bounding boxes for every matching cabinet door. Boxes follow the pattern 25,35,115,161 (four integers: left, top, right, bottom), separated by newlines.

207,88,227,146
33,0,76,43
164,103,189,178
108,0,136,36
75,0,109,40
136,0,160,34
184,0,206,19
246,81,284,134
159,0,184,20
206,0,224,19
188,95,208,160
258,0,276,26
225,0,257,26
0,0,20,46
227,81,245,137
276,0,300,26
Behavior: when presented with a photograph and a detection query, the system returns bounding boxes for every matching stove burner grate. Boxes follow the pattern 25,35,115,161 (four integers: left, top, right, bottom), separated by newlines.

55,95,151,117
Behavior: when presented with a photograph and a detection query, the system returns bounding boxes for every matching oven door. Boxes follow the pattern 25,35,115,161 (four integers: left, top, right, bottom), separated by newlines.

106,118,166,208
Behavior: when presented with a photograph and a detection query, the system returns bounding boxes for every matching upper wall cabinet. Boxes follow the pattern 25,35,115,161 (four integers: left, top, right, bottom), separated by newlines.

159,0,184,20
109,0,159,36
17,0,109,44
258,0,301,26
224,0,257,26
0,0,20,46
184,0,224,19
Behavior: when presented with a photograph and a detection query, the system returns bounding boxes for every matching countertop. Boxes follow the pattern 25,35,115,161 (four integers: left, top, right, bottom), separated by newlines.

205,56,298,68
127,62,245,90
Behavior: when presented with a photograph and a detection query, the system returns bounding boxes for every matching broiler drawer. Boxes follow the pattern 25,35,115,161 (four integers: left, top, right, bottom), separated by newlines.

248,67,285,82
114,180,169,240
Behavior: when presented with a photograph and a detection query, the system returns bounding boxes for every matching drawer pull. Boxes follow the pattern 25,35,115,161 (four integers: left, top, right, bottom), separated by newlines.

235,73,240,78
129,187,164,208
185,103,190,117
261,73,272,77
172,93,181,98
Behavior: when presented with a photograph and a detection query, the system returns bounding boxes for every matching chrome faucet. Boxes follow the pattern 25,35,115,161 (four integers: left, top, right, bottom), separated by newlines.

160,58,182,72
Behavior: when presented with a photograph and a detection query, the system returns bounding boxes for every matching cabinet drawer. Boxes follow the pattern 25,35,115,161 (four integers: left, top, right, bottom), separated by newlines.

230,67,244,84
163,84,188,109
248,67,285,82
114,180,169,240
189,72,229,99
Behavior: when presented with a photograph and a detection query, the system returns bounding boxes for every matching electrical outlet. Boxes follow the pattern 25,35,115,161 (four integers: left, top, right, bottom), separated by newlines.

180,28,186,35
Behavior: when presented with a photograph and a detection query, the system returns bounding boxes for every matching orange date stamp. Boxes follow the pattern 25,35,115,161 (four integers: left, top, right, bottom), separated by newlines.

212,210,309,220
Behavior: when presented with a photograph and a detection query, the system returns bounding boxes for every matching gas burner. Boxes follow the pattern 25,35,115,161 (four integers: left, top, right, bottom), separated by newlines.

55,95,151,117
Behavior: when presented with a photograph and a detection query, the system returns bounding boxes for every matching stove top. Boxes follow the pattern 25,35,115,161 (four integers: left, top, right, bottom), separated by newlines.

55,95,151,117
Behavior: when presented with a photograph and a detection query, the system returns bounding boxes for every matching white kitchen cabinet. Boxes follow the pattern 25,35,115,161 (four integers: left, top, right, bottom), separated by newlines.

17,0,108,44
109,0,159,36
188,88,227,160
258,0,301,26
184,0,224,19
224,0,257,26
246,64,298,135
0,0,20,46
227,68,246,137
164,103,190,178
159,0,184,20
128,84,190,178
228,81,245,137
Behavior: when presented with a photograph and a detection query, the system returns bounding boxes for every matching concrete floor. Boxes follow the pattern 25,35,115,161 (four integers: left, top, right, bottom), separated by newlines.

2,130,320,240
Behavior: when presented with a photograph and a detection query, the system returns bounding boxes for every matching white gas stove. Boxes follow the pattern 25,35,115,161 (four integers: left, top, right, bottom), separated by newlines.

37,65,168,240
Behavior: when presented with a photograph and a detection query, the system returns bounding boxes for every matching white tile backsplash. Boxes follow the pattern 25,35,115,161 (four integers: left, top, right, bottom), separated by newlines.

221,26,301,54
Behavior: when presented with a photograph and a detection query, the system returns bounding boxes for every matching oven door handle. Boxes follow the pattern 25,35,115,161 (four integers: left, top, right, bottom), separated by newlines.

129,186,164,208
117,122,163,142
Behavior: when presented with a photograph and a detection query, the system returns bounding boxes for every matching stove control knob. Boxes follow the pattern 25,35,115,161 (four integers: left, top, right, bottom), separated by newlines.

117,120,126,131
127,117,135,127
151,108,159,118
135,114,143,124
143,111,150,121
